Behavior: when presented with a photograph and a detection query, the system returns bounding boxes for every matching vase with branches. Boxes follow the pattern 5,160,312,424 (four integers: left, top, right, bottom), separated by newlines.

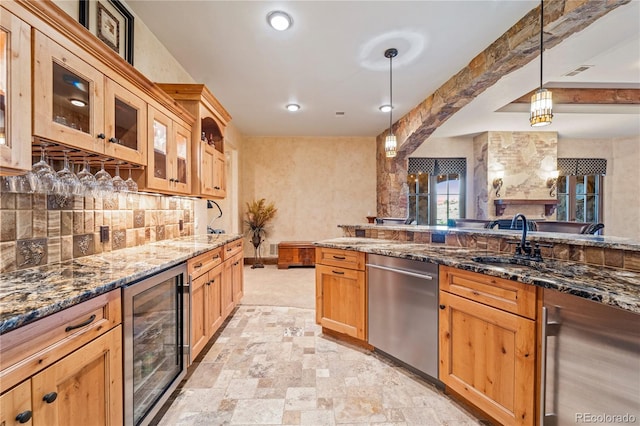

244,198,277,269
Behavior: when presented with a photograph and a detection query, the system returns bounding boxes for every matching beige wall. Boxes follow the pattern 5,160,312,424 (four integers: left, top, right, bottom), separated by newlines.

241,136,377,258
559,136,640,240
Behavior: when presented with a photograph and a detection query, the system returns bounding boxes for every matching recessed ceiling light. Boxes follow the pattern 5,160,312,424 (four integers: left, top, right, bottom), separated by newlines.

286,104,300,112
379,105,393,113
267,11,293,31
70,99,87,107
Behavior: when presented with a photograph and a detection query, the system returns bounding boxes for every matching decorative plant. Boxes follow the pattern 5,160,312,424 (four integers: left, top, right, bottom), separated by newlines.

244,198,277,268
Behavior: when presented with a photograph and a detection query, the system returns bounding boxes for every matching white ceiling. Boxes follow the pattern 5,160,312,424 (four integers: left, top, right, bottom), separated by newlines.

126,0,640,140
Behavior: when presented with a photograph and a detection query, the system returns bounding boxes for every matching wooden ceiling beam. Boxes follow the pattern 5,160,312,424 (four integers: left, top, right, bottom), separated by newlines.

512,88,640,104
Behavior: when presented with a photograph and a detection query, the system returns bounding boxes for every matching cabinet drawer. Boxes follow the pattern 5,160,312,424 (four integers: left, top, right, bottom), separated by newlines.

316,247,365,271
0,289,121,393
188,247,223,278
439,266,537,319
224,239,243,260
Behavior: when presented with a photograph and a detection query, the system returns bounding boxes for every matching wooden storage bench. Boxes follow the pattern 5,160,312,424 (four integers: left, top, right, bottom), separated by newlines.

278,241,316,269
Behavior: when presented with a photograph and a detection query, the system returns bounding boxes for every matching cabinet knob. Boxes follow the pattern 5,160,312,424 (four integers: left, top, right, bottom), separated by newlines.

439,304,446,310
97,133,106,139
15,410,32,424
43,392,58,404
108,137,119,144
214,186,221,190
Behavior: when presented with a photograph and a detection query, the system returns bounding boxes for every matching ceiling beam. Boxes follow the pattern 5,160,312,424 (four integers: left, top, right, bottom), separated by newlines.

512,88,640,104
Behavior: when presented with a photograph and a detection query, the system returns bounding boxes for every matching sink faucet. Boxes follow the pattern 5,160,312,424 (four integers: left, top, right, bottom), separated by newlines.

510,213,530,256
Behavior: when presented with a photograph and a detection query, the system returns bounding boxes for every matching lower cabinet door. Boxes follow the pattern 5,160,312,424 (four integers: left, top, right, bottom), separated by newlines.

231,254,243,304
439,291,536,426
190,273,209,362
315,264,366,340
222,260,235,317
206,265,224,337
31,326,123,426
0,380,32,426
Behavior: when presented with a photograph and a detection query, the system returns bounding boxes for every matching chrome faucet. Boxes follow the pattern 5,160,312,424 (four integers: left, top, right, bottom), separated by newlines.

510,213,531,256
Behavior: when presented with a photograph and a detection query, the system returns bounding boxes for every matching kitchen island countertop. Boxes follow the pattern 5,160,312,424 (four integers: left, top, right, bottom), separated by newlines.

0,234,242,334
315,237,640,315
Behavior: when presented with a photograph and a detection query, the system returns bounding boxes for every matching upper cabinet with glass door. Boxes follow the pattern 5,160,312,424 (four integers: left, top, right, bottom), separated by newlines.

0,8,32,175
156,84,231,198
145,105,191,195
33,31,146,165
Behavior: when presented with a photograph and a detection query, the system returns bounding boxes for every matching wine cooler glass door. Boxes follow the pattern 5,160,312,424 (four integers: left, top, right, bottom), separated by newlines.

124,263,186,426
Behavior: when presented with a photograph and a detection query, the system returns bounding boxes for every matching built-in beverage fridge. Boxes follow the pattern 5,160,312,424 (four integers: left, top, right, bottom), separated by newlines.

123,263,189,426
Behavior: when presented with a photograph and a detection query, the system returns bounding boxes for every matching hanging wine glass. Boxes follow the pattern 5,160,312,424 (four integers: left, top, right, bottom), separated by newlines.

125,168,138,193
32,144,58,194
94,161,114,198
77,159,97,197
56,151,83,196
112,163,128,192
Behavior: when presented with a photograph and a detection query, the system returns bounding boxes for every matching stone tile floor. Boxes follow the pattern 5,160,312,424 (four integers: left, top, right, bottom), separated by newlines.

154,305,484,425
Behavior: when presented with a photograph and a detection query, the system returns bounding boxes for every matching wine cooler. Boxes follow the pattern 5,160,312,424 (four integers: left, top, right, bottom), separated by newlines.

123,263,189,426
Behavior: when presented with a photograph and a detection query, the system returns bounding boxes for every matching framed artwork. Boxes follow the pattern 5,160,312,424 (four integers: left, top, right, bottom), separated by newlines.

79,0,134,65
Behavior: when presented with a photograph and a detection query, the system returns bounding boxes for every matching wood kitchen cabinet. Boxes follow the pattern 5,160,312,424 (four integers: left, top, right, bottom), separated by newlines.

0,290,122,426
222,240,244,317
145,105,191,194
0,380,32,425
438,266,537,426
31,327,122,426
33,31,147,165
188,247,224,363
156,84,231,199
315,248,367,340
0,8,32,175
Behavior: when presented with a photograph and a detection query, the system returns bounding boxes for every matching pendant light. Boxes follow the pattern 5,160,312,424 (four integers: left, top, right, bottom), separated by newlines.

530,0,553,127
384,48,398,158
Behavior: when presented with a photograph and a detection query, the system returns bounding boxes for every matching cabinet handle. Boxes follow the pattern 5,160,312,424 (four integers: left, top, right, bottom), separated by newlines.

332,270,345,275
15,410,32,424
193,262,203,269
214,186,221,190
43,392,58,404
332,255,346,260
213,254,220,260
206,280,211,286
211,278,215,283
108,137,119,144
233,261,240,266
97,133,106,139
65,314,96,332
439,304,446,310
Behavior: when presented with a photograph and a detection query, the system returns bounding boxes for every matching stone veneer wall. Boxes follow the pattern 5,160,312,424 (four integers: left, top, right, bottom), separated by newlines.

341,226,640,273
474,131,557,220
0,192,194,273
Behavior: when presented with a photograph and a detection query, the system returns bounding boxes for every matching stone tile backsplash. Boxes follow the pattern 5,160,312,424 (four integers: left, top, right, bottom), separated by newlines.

0,192,194,273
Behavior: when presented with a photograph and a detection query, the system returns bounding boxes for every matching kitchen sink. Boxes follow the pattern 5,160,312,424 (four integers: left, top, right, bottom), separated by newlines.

471,255,543,269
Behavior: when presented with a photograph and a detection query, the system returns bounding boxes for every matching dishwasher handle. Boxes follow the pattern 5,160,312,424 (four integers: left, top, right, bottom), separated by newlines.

366,263,434,280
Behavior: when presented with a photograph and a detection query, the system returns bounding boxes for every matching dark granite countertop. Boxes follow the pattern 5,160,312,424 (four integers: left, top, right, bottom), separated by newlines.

0,234,243,334
316,237,640,314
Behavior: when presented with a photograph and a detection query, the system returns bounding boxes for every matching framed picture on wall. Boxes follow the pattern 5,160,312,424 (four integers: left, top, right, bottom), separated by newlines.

79,0,134,65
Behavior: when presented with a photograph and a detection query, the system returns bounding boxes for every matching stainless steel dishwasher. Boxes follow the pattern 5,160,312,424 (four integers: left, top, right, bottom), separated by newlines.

367,253,439,380
541,289,640,426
